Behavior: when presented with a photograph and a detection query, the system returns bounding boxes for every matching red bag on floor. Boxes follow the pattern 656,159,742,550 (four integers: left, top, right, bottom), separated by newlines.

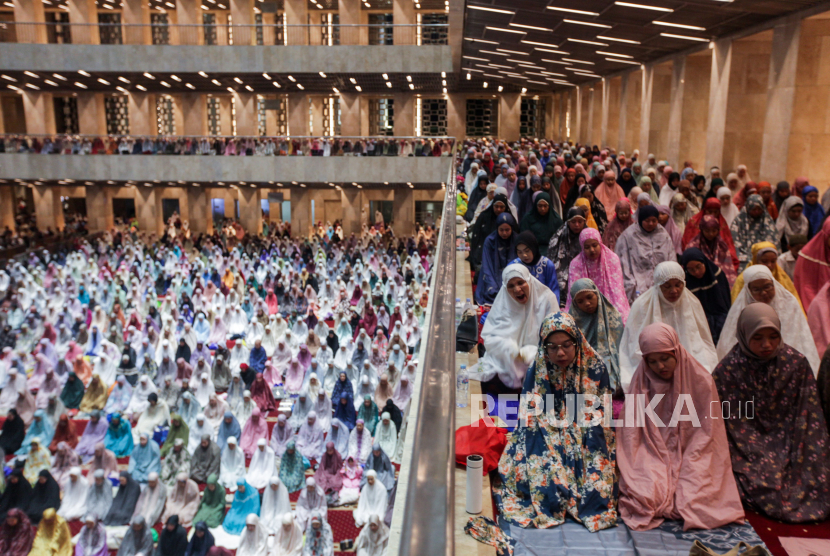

455,420,509,475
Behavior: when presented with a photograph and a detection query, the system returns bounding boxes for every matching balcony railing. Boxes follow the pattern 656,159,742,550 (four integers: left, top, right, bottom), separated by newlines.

0,134,455,157
389,147,456,556
0,22,448,46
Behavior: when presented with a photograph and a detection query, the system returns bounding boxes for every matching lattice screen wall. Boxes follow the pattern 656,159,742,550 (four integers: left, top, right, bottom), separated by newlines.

105,96,130,135
156,96,176,135
420,98,447,136
466,98,498,137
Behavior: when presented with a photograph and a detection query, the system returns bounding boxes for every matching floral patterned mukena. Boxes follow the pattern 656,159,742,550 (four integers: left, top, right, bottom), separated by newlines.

493,311,618,532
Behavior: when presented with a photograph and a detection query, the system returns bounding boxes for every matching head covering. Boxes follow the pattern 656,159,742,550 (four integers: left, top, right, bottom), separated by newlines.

619,261,719,392
602,199,633,252
103,471,141,526
566,227,630,323
184,522,215,556
0,508,35,556
802,185,826,236
618,323,745,531
731,194,778,268
29,509,72,556
716,265,820,374
520,192,563,247
713,302,830,522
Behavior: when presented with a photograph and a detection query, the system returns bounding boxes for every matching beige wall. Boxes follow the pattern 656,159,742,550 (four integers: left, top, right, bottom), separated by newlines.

679,54,711,170
788,14,830,193
606,77,621,149
722,32,773,180
622,70,642,154
648,62,673,162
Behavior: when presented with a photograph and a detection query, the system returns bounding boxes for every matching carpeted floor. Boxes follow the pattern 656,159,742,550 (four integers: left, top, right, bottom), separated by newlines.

745,510,830,556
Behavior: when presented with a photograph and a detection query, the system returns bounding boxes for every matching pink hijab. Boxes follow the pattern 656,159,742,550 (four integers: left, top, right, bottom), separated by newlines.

566,228,630,323
239,407,269,457
617,323,744,531
807,282,830,359
794,217,830,311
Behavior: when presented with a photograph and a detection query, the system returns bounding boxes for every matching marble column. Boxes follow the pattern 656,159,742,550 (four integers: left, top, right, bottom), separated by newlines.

233,92,257,136
237,187,261,234
287,94,308,136
283,0,308,44
601,79,609,147
122,0,150,44
705,38,733,172
639,65,655,157
180,93,208,136
0,187,15,230
13,0,46,43
340,189,362,236
309,97,324,136
33,185,63,232
77,93,107,136
340,93,360,137
392,0,415,45
128,93,152,136
67,0,100,44
338,0,365,45
393,93,415,137
290,187,311,237
498,93,521,141
574,87,582,144
134,187,159,236
392,186,414,236
22,91,55,135
446,94,466,144
187,186,211,233
230,0,254,45
585,88,595,145
666,56,687,167
219,96,233,136
85,185,114,232
618,73,630,152
175,0,202,44
759,16,801,183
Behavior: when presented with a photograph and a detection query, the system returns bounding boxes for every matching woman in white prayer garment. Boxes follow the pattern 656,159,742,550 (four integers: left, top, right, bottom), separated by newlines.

355,514,390,556
57,466,88,521
295,477,327,531
259,477,292,532
353,470,388,528
246,438,277,490
219,436,246,492
273,513,304,556
236,514,269,556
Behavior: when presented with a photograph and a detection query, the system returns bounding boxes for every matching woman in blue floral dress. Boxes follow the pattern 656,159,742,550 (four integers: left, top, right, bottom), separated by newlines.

494,311,618,532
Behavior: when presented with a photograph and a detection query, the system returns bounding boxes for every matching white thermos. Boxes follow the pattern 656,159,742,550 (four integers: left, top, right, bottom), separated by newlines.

466,454,483,514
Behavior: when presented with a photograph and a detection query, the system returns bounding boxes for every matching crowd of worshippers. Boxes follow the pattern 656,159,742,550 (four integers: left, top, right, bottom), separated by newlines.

0,222,434,556
456,138,830,543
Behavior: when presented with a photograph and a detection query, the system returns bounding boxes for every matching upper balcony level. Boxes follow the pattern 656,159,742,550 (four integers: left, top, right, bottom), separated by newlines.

0,0,456,74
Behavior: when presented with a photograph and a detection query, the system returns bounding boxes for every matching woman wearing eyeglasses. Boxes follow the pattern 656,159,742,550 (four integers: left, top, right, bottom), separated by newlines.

716,265,820,375
494,312,618,532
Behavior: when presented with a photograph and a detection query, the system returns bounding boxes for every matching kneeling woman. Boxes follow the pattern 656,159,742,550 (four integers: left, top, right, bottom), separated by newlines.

618,323,744,531
495,312,617,532
713,303,830,522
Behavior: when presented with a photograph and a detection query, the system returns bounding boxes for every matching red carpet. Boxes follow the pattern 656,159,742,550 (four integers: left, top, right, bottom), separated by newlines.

745,510,830,556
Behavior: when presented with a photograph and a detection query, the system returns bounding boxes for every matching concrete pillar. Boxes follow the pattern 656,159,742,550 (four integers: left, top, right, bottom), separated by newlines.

22,91,55,135
230,0,254,45
13,0,47,43
290,187,311,237
498,93,521,141
237,187,262,234
309,97,324,136
639,65,655,157
392,186,414,236
67,0,100,44
0,187,15,231
122,0,150,44
284,0,308,44
85,185,114,232
127,93,152,136
393,93,415,136
705,38,733,172
180,93,208,136
175,0,202,44
187,186,211,234
340,189,361,236
601,79,610,146
233,92,257,136
666,56,687,167
585,88,594,145
759,16,801,183
287,94,308,136
77,93,107,136
618,73,629,152
340,93,360,136
135,187,158,236
574,87,582,144
219,96,233,136
392,0,415,45
446,94,466,143
338,0,364,45
33,185,63,232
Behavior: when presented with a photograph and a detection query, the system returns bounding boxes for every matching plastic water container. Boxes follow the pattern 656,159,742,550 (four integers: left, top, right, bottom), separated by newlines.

463,298,474,316
456,364,468,408
455,298,463,326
